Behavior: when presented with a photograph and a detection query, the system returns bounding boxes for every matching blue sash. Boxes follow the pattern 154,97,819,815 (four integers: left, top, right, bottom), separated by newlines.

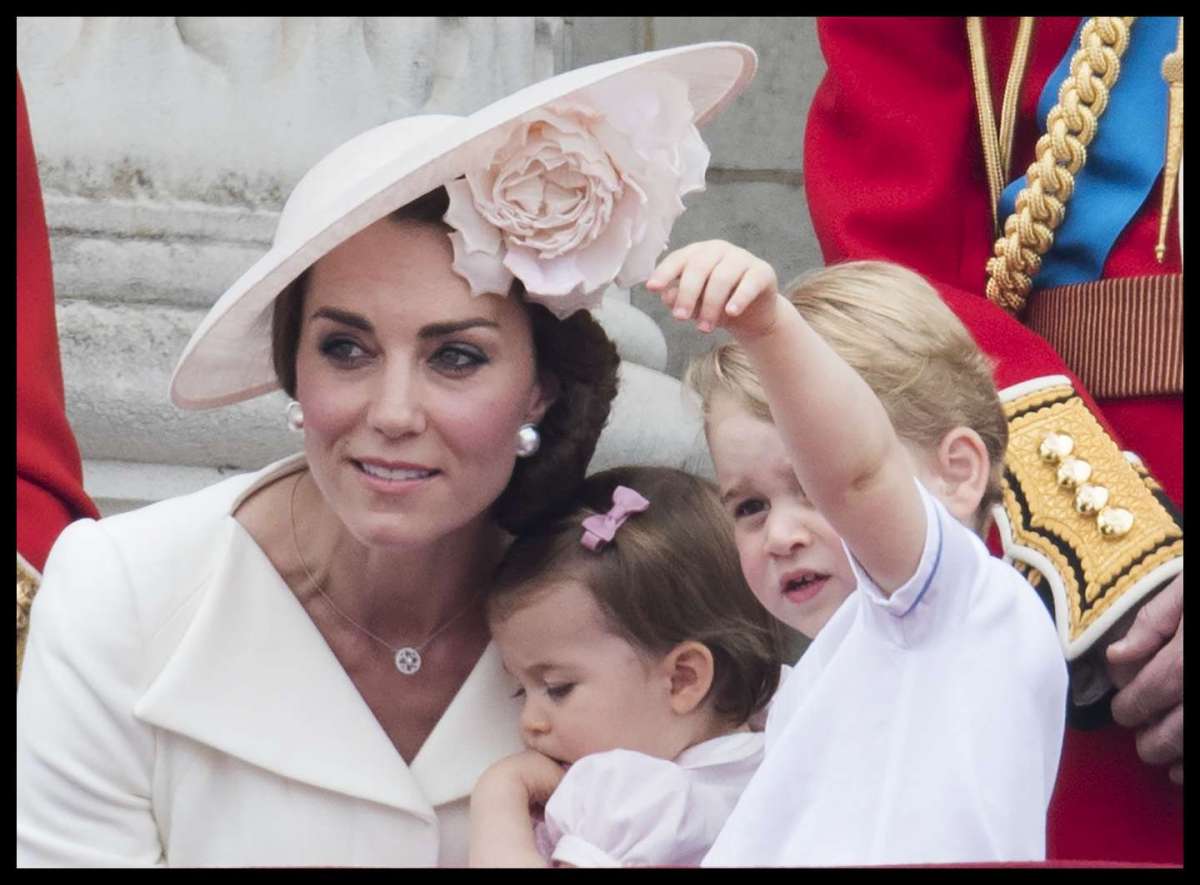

996,17,1176,287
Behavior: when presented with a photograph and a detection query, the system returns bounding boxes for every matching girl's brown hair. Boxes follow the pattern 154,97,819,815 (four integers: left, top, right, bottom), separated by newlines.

271,186,620,534
489,465,785,726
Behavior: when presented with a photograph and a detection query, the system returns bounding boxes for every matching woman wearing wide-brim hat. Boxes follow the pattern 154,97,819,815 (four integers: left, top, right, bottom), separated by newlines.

16,42,757,866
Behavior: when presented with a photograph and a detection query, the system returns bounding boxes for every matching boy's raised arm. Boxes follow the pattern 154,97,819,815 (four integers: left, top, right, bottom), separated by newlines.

649,241,926,594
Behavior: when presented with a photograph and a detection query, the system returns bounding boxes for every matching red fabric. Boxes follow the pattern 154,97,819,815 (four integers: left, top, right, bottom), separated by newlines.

804,18,1182,863
1050,718,1184,864
17,71,98,572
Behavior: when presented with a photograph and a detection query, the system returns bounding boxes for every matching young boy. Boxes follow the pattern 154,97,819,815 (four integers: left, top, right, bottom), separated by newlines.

647,243,1067,865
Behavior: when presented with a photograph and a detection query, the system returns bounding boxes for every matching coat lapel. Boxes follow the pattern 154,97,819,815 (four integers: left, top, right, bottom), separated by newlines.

410,641,525,806
135,517,438,821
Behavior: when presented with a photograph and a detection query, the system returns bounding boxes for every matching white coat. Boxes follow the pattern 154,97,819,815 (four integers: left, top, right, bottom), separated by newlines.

16,455,525,867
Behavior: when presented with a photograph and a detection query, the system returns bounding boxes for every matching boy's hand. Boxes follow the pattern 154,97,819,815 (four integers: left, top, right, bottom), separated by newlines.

647,240,783,340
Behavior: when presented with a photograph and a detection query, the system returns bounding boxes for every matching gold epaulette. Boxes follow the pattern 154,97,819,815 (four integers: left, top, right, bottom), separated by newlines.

17,552,41,688
992,375,1183,660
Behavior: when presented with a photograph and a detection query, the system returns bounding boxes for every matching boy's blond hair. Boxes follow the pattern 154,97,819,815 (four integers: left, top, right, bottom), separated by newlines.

685,260,1008,533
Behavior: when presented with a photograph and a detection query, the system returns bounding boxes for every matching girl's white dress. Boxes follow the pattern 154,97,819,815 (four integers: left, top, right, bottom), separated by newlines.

533,730,764,867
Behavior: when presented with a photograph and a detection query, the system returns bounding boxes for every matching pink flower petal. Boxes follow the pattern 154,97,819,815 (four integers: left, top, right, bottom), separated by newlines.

505,175,545,215
543,283,605,318
571,201,635,292
677,128,710,197
444,179,502,254
444,73,710,315
504,244,586,296
448,231,514,297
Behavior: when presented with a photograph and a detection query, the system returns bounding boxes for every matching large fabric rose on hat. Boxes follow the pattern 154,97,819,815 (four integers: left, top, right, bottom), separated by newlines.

444,73,710,318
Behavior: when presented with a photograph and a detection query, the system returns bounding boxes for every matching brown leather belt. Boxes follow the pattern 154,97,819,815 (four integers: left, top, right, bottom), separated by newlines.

1024,272,1183,400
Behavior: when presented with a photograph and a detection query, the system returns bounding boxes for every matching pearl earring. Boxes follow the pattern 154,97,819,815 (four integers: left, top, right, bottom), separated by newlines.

515,423,541,458
286,400,305,432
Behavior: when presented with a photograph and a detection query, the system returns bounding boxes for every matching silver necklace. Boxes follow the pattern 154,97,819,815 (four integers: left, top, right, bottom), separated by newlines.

288,472,476,675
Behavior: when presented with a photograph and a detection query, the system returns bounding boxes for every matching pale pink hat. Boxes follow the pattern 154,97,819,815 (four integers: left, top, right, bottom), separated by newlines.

169,42,757,410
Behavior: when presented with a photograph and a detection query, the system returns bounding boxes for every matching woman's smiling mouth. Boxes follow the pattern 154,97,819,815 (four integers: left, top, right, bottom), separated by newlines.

354,459,440,486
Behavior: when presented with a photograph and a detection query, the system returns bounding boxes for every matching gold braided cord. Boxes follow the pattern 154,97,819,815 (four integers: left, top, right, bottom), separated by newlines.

968,17,1037,236
967,18,1007,233
998,18,1036,182
986,17,1136,314
1156,17,1183,262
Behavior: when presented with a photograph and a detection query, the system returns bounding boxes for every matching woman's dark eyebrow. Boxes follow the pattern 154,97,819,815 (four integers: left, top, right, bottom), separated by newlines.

419,318,500,339
309,310,498,339
311,307,372,332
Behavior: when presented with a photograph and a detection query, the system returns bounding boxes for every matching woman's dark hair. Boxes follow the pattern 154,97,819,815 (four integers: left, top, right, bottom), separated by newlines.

271,185,620,534
489,465,786,727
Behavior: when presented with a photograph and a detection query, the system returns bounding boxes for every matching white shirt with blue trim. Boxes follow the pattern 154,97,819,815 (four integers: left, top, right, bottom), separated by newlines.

704,481,1068,866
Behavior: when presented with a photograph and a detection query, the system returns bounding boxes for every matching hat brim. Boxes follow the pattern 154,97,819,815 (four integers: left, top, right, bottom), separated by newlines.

169,41,757,410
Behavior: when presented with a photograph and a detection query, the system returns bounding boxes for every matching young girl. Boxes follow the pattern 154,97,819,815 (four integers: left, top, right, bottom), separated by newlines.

647,241,1068,864
469,465,784,868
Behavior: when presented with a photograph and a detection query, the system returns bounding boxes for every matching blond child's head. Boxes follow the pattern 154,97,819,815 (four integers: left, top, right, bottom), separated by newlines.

686,260,1007,636
692,260,1006,528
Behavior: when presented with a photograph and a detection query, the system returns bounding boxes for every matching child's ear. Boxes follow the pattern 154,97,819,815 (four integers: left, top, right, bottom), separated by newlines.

663,641,716,716
932,426,990,524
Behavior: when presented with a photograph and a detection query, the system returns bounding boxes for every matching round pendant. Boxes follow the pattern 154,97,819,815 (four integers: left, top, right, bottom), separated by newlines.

394,647,422,675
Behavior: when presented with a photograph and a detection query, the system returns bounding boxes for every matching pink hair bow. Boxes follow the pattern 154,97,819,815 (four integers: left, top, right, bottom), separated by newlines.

580,486,650,551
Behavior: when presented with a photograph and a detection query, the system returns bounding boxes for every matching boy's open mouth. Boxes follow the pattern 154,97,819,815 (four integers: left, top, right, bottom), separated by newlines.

781,571,830,604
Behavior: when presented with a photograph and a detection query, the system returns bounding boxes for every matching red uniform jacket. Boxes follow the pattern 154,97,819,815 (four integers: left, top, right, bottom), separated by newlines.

17,70,99,574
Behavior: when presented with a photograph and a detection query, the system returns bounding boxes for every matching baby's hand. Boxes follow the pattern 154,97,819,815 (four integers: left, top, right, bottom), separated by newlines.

474,749,566,810
646,240,782,339
469,750,565,867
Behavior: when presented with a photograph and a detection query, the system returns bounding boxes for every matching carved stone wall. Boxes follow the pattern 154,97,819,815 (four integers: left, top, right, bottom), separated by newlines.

18,17,713,515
